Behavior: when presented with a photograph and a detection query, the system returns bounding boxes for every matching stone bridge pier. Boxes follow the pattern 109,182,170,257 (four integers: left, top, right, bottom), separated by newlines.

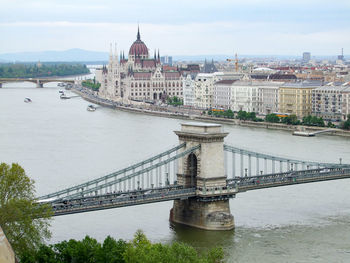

170,123,234,230
36,80,43,88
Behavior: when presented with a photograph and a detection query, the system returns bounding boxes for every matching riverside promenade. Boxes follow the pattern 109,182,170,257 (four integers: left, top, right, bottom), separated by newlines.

72,85,350,138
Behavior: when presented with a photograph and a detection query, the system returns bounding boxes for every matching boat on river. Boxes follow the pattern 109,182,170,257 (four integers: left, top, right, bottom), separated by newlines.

87,105,97,111
60,94,70,99
24,98,32,103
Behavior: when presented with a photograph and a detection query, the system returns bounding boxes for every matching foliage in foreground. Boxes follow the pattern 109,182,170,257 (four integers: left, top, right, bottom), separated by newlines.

0,163,52,258
20,230,224,263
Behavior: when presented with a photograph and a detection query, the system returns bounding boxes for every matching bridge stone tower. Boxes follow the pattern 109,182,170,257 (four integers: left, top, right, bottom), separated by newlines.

170,123,234,230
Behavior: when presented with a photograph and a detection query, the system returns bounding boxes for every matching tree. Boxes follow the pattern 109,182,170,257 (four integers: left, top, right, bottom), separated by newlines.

265,113,280,123
21,231,224,263
237,110,247,120
225,109,234,119
342,114,350,130
0,163,52,258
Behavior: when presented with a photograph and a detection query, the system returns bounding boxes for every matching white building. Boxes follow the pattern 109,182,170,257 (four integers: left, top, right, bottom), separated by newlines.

95,27,184,103
230,81,259,112
257,81,283,115
183,75,195,107
312,82,350,121
194,72,224,109
213,80,236,110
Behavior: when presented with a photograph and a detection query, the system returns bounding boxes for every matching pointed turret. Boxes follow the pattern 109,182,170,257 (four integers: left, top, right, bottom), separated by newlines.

154,50,156,60
157,49,160,62
137,24,141,40
114,43,118,64
109,43,113,60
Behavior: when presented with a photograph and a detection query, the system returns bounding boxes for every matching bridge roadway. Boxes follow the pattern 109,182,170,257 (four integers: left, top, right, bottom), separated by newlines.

46,167,350,216
0,78,75,88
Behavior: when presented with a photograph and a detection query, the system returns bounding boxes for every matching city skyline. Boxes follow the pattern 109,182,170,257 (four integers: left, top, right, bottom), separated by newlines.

0,0,349,56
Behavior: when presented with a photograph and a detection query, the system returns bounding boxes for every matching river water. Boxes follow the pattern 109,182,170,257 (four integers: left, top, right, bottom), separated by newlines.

1,81,350,262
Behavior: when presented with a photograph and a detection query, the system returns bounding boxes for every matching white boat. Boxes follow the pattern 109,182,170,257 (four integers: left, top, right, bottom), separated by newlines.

59,90,64,94
60,94,70,99
24,98,32,103
87,105,97,111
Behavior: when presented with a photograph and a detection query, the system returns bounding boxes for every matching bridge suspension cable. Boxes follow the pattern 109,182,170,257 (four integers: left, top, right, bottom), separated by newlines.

38,143,187,200
223,144,348,178
60,144,201,200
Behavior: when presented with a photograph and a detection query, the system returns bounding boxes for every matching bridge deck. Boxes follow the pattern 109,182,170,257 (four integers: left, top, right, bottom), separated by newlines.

230,168,350,192
50,186,196,216
40,167,350,217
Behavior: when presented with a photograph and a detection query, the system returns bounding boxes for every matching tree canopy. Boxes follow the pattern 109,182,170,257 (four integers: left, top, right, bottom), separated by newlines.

0,63,89,78
20,230,224,263
0,163,52,258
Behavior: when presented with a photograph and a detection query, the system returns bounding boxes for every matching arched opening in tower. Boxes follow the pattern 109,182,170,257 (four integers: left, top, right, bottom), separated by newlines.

187,153,197,187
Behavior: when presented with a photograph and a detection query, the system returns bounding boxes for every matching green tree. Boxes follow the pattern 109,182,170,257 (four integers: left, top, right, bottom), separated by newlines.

237,110,247,120
0,163,52,258
247,112,256,121
342,114,350,130
225,109,234,119
265,113,280,123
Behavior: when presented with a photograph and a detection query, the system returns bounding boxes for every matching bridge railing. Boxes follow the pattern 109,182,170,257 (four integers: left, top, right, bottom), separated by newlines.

227,167,350,191
50,186,197,216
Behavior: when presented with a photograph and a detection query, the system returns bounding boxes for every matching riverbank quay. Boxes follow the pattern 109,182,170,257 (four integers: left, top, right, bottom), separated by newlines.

72,86,350,138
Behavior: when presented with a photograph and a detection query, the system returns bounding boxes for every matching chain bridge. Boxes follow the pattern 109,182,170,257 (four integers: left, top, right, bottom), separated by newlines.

38,123,350,230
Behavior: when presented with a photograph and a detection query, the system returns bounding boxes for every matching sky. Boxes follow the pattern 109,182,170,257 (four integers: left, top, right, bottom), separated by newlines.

0,0,349,56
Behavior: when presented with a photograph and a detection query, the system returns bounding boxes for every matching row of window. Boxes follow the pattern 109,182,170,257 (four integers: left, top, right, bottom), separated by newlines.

131,82,181,88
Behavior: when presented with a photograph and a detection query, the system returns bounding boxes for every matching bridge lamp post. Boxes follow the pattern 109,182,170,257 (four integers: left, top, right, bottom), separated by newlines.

291,163,294,171
245,168,247,177
260,170,263,175
340,158,342,165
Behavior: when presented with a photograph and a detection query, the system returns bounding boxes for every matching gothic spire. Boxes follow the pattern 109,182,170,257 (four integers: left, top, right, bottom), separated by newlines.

137,24,141,40
109,43,113,60
114,42,118,62
157,49,160,61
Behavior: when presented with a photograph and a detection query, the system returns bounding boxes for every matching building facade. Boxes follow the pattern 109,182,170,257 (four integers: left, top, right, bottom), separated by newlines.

183,74,196,107
312,84,344,121
213,80,235,110
257,81,283,115
230,81,259,112
96,27,184,103
194,72,223,109
279,82,319,118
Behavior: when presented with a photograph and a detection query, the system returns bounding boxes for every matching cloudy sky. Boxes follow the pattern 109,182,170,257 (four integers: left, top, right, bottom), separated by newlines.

0,0,349,56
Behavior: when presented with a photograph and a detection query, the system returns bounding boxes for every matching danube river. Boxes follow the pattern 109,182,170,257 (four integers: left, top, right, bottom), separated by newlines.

1,82,350,262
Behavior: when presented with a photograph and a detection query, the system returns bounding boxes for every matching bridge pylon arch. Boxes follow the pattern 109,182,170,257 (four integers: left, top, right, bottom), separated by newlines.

170,123,234,230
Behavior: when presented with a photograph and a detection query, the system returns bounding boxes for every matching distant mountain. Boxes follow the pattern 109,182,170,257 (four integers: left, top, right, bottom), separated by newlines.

0,48,109,62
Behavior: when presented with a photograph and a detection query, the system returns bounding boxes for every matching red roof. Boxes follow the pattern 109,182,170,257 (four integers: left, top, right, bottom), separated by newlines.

164,72,181,80
133,72,152,80
129,39,149,57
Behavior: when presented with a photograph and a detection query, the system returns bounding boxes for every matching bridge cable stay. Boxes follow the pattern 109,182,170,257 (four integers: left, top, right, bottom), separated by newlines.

223,144,349,179
58,144,201,200
38,143,186,200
